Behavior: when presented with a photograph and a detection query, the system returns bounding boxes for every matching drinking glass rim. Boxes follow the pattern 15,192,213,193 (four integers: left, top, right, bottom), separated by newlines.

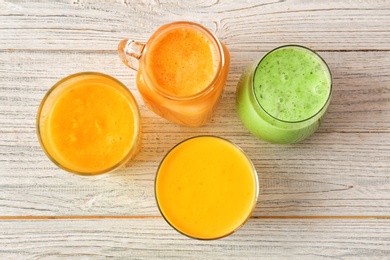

252,44,333,124
154,135,259,240
143,21,225,101
36,71,141,176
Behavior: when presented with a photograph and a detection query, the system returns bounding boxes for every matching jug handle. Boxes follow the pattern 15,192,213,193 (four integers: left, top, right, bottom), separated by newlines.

118,39,145,71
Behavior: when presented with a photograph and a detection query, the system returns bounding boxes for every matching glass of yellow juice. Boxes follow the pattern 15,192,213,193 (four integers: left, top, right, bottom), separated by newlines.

37,72,141,175
118,21,230,126
155,136,259,240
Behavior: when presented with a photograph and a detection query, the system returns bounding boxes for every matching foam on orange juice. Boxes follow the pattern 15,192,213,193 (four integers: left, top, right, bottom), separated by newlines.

130,22,230,126
156,136,258,240
146,26,219,97
44,81,138,174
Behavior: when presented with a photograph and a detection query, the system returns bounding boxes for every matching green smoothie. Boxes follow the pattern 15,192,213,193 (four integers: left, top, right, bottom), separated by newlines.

236,45,332,144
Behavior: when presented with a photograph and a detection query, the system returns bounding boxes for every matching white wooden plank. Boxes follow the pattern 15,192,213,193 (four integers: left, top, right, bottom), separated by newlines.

0,1,390,51
0,51,389,134
0,132,389,216
1,218,390,259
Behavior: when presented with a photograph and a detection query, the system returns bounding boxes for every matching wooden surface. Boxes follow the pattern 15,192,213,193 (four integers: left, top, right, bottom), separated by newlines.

1,0,389,258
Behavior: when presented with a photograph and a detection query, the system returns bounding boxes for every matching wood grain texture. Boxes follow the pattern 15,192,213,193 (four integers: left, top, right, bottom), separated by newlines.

1,131,390,216
1,1,390,51
1,0,390,258
1,218,390,259
0,50,389,216
1,50,389,134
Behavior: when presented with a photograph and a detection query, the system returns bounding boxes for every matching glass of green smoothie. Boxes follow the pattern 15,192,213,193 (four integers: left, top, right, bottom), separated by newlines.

236,45,332,144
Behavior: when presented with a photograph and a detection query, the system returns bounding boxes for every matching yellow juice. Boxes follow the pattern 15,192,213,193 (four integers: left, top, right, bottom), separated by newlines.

155,136,258,240
37,73,140,175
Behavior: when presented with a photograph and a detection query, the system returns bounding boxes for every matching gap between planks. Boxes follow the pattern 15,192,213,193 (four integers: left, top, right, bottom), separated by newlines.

0,215,390,220
2,49,390,54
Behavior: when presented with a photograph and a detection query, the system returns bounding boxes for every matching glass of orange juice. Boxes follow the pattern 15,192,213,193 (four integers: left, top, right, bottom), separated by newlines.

37,72,141,175
118,21,230,127
155,136,259,240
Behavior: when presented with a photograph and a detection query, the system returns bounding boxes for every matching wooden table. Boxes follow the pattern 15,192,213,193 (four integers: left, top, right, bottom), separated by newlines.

1,1,389,258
